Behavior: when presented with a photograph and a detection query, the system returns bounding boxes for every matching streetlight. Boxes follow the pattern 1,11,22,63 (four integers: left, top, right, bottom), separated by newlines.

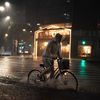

5,33,8,38
0,2,10,12
5,16,11,21
0,1,12,55
0,6,5,12
4,2,10,8
22,29,26,32
37,23,40,26
30,31,32,33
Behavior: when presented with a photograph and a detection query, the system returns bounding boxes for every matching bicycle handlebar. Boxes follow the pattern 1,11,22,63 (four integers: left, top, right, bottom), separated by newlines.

43,56,61,60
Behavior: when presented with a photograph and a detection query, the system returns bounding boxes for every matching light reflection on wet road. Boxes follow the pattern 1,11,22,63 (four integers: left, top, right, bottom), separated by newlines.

0,56,100,93
71,59,100,92
0,56,36,78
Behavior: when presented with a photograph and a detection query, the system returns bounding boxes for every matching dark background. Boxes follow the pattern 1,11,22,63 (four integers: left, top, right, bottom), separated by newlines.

0,0,99,30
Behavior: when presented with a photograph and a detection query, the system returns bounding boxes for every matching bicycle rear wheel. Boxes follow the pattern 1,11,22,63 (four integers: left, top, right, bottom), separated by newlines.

27,69,41,84
56,70,78,91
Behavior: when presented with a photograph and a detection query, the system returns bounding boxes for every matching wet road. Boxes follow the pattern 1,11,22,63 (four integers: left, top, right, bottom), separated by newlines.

0,56,35,79
71,59,100,93
0,56,100,93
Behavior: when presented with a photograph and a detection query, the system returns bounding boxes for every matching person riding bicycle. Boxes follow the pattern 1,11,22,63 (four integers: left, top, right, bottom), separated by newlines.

40,33,62,80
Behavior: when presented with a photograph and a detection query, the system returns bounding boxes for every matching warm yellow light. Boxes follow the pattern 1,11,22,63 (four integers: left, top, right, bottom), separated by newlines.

79,45,92,57
61,45,70,52
33,23,72,59
44,42,48,46
84,46,91,54
52,33,56,37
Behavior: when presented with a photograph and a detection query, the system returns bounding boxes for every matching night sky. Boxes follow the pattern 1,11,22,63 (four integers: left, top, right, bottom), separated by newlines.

73,0,98,30
1,0,99,30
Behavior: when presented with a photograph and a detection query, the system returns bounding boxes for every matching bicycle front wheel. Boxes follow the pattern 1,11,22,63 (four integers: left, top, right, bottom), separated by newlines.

56,70,78,91
27,69,41,84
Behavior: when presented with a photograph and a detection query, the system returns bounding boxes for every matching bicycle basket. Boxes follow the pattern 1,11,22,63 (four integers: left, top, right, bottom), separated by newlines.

58,59,69,70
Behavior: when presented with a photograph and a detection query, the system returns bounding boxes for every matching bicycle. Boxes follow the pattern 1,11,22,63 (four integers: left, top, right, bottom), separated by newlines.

27,58,78,91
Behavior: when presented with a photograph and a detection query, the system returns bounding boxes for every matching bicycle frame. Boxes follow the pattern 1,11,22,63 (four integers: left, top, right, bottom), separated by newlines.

40,58,69,79
28,58,78,91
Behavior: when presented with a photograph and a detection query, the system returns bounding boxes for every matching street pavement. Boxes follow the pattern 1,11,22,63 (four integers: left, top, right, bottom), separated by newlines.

0,56,100,100
0,76,100,100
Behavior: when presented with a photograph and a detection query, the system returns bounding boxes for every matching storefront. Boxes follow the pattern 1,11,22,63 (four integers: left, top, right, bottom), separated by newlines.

33,23,72,59
78,40,92,58
78,45,92,57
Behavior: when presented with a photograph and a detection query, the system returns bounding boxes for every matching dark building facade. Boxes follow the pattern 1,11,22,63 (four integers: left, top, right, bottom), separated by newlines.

71,30,100,60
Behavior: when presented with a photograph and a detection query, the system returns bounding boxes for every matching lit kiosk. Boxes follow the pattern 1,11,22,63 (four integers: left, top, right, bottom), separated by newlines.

78,40,92,58
33,23,72,59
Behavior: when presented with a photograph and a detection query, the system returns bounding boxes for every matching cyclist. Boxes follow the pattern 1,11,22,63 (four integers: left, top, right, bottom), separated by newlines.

40,33,62,80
